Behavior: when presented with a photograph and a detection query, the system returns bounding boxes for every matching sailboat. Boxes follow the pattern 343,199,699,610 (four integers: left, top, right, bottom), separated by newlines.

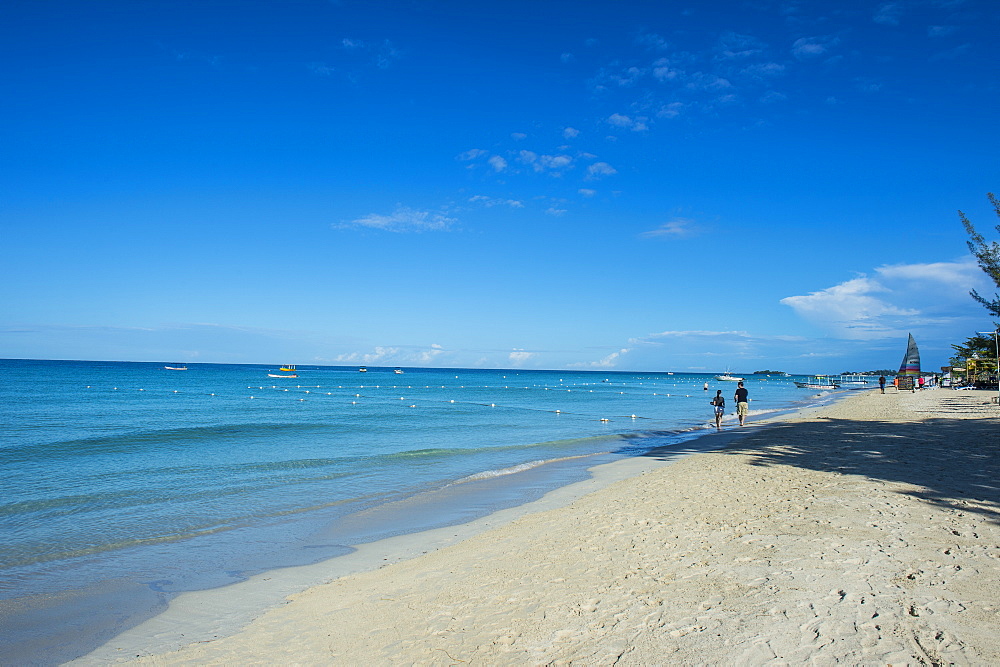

898,333,921,376
896,333,921,390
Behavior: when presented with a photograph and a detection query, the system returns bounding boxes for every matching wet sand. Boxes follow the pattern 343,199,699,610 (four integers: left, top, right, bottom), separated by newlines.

76,388,1000,665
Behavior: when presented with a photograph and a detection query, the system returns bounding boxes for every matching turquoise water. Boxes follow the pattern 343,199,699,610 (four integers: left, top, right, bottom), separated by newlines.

0,359,833,662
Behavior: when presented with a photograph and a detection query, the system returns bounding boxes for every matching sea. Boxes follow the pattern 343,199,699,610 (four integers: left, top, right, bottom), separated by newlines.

0,358,844,663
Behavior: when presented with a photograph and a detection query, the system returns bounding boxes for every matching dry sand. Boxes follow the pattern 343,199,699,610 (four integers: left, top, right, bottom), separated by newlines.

79,388,1000,665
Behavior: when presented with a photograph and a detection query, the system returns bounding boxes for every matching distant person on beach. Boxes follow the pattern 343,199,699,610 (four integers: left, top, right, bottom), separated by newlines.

703,382,709,391
879,376,886,394
710,390,725,430
918,376,925,390
734,381,749,426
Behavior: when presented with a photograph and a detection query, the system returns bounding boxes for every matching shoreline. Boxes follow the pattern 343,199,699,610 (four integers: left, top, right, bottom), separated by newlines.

75,386,1000,664
2,370,834,665
69,389,856,664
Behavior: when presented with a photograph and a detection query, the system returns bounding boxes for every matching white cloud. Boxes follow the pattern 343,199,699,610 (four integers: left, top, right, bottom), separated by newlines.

338,205,455,232
456,148,487,161
570,348,630,368
715,32,766,60
652,58,682,81
658,102,685,118
578,188,596,197
509,349,534,365
792,36,839,59
607,113,648,131
563,127,580,139
781,276,917,339
334,346,401,363
874,258,981,288
928,25,957,37
545,207,568,216
488,155,508,172
511,132,527,140
540,154,572,169
635,32,670,51
874,2,903,26
469,195,523,208
780,258,987,340
639,217,696,239
587,162,618,178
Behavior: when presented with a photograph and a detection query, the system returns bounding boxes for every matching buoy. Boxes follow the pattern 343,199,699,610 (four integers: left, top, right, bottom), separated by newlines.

631,414,637,419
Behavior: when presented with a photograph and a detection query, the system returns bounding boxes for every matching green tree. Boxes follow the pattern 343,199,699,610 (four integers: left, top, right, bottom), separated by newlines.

949,333,995,367
959,192,1000,322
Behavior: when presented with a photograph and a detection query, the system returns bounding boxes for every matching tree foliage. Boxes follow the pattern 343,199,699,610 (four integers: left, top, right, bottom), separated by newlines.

950,333,995,366
959,192,1000,321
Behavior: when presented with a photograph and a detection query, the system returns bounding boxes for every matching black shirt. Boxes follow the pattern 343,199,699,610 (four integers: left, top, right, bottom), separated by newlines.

735,387,748,403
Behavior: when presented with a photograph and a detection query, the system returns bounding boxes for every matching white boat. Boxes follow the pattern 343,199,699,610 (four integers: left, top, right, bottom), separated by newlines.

268,373,298,378
714,374,744,381
164,366,187,371
794,376,837,389
836,374,873,388
359,367,367,373
394,368,404,374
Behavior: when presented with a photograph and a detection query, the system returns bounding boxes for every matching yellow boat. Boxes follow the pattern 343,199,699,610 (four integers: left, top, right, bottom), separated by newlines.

279,365,296,372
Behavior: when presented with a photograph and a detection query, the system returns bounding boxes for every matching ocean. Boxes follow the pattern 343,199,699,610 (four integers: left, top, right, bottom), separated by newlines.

0,358,841,663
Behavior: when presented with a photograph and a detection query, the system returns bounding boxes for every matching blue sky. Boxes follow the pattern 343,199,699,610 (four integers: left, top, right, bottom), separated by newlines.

2,0,998,373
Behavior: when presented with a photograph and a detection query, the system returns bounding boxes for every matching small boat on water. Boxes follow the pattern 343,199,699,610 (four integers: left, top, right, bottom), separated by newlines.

268,373,298,378
279,365,297,372
359,367,368,373
794,376,837,389
714,373,744,381
394,368,404,374
835,374,873,388
164,366,188,371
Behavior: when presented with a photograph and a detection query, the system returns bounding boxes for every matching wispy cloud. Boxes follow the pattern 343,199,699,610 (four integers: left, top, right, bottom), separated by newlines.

607,113,648,131
639,217,697,239
569,348,630,368
456,148,488,161
469,195,523,208
340,37,401,68
873,2,903,26
587,162,617,178
791,35,839,59
337,205,455,232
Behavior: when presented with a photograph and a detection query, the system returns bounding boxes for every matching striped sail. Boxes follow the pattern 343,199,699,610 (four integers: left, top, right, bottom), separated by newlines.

897,333,921,376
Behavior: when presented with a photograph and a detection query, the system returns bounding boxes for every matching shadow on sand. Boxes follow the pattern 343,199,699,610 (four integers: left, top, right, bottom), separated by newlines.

643,393,1000,527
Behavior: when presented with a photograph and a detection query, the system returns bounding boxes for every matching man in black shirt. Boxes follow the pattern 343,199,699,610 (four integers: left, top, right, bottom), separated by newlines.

734,381,749,426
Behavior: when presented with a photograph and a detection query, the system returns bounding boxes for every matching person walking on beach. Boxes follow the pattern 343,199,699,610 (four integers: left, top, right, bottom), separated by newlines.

734,381,749,426
879,376,886,394
710,390,725,430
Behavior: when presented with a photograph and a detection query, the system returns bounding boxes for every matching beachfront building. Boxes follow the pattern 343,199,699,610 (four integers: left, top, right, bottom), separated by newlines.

949,355,999,388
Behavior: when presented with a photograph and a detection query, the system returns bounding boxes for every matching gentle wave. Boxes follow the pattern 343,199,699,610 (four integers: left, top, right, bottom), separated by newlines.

452,452,607,484
0,422,338,460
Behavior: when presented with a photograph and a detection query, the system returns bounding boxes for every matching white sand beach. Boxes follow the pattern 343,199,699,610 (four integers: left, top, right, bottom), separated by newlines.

79,388,1000,665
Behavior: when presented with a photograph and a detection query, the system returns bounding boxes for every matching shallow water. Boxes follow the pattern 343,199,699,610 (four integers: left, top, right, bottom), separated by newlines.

0,359,835,662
